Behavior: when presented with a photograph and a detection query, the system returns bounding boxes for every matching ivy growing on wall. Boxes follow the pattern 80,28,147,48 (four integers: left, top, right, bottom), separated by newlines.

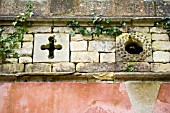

156,18,170,36
67,17,126,37
0,1,33,64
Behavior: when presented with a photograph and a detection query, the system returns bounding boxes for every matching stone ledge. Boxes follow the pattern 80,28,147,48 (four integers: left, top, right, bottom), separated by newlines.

0,72,170,82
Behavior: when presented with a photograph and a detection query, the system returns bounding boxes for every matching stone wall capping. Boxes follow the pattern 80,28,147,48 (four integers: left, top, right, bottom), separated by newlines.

0,72,170,82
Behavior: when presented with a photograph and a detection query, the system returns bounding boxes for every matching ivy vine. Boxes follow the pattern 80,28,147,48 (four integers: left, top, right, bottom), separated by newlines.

0,1,33,64
67,17,126,37
156,18,170,36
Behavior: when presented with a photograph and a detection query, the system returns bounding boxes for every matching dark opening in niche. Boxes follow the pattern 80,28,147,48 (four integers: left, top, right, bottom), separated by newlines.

125,38,143,54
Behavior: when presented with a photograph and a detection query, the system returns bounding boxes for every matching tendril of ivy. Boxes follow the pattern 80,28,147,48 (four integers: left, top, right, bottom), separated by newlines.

0,1,33,64
67,17,126,37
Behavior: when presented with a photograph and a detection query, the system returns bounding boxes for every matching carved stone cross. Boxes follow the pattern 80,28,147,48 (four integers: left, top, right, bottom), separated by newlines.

41,36,62,59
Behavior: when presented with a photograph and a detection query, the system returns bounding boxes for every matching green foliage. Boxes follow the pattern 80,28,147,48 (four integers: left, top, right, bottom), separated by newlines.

125,65,135,72
0,1,33,64
156,18,170,35
67,17,126,37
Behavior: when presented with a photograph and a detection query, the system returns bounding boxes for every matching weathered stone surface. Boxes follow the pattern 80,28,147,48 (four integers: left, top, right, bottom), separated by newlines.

154,83,170,113
100,53,115,63
156,0,170,16
15,48,32,56
151,63,170,72
150,27,167,33
93,34,116,41
53,27,72,33
19,57,32,63
153,51,170,62
28,26,51,33
89,41,115,52
1,64,24,74
25,63,51,72
33,34,69,62
70,41,87,51
0,82,133,113
23,34,33,42
76,63,115,72
152,41,170,51
115,62,151,72
52,62,75,72
22,42,33,49
126,81,160,113
128,27,149,33
71,34,92,41
6,58,18,64
71,52,99,62
152,34,169,41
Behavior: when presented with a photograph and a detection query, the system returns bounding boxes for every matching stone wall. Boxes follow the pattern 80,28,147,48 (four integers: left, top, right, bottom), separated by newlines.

0,0,170,17
0,18,170,75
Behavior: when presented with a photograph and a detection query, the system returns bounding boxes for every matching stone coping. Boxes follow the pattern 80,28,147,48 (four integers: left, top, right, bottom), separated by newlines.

0,16,170,22
0,72,170,82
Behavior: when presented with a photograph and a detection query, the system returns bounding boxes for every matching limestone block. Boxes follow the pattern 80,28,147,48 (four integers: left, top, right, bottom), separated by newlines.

150,27,167,33
153,51,170,62
28,26,51,33
115,62,151,72
15,48,32,56
19,57,32,63
53,27,72,33
152,41,170,51
76,63,115,72
22,42,33,49
71,52,99,62
23,34,33,42
88,41,115,52
151,63,170,72
33,34,69,62
25,63,51,72
152,34,169,41
52,62,75,72
129,27,149,33
1,64,24,74
100,53,115,63
6,58,18,64
126,81,161,113
70,41,87,51
71,34,92,41
93,34,116,41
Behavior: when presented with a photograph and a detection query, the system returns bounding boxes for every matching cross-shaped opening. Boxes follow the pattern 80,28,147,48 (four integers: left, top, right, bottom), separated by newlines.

41,36,62,59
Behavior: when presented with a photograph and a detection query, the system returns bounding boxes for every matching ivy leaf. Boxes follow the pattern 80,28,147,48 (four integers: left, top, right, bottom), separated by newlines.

13,53,19,58
70,31,75,36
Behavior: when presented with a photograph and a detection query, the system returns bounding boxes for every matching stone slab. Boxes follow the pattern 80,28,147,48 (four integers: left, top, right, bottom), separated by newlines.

154,83,170,113
0,82,134,113
33,34,69,62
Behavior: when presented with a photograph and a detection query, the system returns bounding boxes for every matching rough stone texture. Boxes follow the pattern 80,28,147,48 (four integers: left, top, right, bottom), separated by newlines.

70,41,87,51
23,34,33,42
71,52,99,63
152,41,170,51
22,42,33,49
154,83,170,113
152,34,169,41
1,64,24,74
115,62,151,72
19,57,32,63
33,34,69,62
156,0,170,16
53,27,72,33
100,53,115,63
15,48,32,56
93,34,116,41
128,27,149,33
116,33,152,62
71,34,92,41
150,27,167,33
6,58,18,64
89,41,115,52
151,63,170,72
76,63,115,72
0,82,133,113
153,51,170,62
28,26,51,33
25,63,51,72
126,81,160,113
52,62,75,72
